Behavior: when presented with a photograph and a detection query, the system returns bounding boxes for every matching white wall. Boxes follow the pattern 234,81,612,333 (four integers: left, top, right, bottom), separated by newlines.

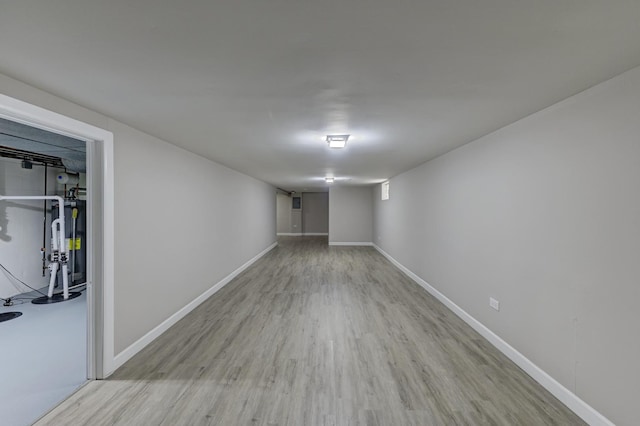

1,73,277,360
112,121,276,353
276,192,292,234
373,66,640,426
0,158,62,297
329,186,373,244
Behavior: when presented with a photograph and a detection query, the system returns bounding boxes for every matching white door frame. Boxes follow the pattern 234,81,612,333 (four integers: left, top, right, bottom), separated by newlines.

0,94,115,379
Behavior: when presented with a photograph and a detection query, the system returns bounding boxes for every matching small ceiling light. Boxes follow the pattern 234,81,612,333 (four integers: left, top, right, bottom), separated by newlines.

326,134,349,149
325,177,335,184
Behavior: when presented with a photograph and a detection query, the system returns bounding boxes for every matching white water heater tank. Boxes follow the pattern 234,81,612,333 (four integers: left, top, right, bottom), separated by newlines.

56,172,80,185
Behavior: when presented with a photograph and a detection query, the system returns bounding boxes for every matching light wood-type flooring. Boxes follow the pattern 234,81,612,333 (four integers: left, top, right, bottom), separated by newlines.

38,236,585,425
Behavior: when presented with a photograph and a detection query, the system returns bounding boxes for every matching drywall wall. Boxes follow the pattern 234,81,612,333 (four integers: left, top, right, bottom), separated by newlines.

111,121,276,353
0,73,277,358
329,186,373,244
276,192,292,234
302,192,328,234
373,66,640,426
0,158,61,297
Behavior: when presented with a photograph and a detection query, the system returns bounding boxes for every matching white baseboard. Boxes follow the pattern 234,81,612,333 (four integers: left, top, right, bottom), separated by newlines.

277,233,328,236
373,244,614,426
329,242,373,246
110,241,278,374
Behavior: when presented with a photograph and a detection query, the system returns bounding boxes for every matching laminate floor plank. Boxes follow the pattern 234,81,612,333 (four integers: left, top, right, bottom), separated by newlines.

37,236,585,426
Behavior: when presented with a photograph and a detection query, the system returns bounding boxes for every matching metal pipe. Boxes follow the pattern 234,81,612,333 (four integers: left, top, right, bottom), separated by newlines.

71,207,78,284
42,164,48,277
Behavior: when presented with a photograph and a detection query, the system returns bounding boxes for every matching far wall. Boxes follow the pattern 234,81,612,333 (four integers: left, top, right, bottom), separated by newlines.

328,186,373,244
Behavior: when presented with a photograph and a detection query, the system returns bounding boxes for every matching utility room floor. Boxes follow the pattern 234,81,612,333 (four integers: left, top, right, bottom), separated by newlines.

0,289,87,426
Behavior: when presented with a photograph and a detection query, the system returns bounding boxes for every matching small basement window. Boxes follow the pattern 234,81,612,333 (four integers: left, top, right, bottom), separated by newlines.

381,181,390,200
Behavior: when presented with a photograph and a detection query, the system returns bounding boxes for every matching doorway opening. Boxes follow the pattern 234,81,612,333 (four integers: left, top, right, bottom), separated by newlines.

0,94,114,425
0,117,88,425
276,190,328,237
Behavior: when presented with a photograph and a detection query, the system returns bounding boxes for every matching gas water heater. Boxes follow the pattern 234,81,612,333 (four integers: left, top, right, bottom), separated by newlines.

51,199,86,287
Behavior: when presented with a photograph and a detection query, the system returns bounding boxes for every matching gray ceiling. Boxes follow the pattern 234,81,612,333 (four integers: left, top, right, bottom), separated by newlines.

1,0,639,189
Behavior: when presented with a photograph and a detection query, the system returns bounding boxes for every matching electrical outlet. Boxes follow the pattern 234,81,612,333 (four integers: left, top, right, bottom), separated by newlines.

489,297,500,311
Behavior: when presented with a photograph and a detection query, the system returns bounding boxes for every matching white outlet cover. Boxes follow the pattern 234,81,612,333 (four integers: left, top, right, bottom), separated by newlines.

490,297,500,311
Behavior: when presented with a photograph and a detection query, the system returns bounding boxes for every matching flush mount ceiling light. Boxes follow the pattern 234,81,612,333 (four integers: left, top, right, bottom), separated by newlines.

326,134,349,149
325,177,335,183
